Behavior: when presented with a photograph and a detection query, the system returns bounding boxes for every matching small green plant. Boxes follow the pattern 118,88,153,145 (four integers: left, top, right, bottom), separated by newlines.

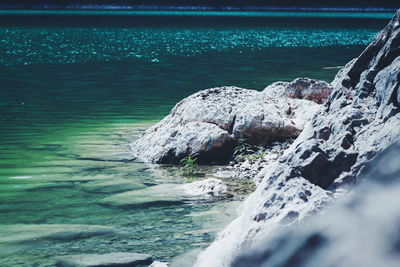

244,149,267,163
234,139,267,163
234,138,256,156
180,155,198,176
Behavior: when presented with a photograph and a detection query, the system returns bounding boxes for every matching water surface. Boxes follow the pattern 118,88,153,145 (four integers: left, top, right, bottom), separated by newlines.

0,11,392,266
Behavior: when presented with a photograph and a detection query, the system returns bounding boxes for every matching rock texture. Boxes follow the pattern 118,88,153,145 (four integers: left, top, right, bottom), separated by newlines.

233,141,400,267
195,9,400,267
56,252,153,267
181,178,227,197
215,140,293,183
132,82,324,164
263,78,333,104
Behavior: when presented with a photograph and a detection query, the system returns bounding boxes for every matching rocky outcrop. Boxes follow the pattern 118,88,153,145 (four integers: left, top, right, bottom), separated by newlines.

132,82,325,164
233,141,400,267
195,9,400,267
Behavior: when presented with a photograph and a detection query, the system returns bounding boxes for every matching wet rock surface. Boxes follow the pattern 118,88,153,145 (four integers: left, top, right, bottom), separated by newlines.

55,252,153,267
196,9,400,267
131,83,323,164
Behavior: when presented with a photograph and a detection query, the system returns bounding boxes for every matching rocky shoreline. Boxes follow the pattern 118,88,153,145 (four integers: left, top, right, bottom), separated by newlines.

129,9,400,267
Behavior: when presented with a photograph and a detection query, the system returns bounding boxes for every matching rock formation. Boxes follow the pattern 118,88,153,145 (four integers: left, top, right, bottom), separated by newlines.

233,141,400,267
131,79,330,164
195,9,400,266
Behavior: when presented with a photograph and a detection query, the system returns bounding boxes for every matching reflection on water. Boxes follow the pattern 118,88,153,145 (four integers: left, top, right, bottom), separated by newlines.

0,13,389,266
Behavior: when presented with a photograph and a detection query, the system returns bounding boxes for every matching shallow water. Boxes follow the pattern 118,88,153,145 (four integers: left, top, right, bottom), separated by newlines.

0,11,392,266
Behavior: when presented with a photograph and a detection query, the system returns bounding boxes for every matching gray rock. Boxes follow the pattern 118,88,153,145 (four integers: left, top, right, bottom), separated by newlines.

263,78,333,104
196,9,400,267
56,252,153,267
132,86,320,164
232,141,400,267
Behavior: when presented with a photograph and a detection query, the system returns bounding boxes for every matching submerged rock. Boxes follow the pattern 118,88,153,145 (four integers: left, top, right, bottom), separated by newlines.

195,9,400,267
132,85,322,164
101,184,187,207
56,252,153,267
81,179,146,194
102,179,227,207
0,224,118,244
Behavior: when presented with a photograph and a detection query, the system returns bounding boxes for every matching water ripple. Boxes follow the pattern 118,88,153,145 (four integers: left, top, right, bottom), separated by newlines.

0,27,376,67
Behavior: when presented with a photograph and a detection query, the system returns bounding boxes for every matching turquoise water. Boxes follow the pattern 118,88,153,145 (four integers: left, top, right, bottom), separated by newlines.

0,12,392,266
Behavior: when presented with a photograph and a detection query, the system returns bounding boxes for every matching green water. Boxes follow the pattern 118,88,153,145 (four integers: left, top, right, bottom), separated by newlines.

0,12,392,266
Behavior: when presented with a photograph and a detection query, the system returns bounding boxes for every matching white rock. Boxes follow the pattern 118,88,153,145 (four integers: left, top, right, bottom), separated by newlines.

181,178,227,197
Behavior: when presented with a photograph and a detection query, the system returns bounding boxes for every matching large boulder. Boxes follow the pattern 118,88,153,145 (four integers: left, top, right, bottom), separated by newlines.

195,9,400,267
132,85,322,164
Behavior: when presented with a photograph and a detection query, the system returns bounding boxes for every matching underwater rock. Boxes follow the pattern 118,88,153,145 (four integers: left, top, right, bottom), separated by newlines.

81,179,146,194
0,224,118,244
101,184,187,207
102,179,227,207
132,86,321,164
195,9,400,267
56,252,153,267
188,201,240,238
